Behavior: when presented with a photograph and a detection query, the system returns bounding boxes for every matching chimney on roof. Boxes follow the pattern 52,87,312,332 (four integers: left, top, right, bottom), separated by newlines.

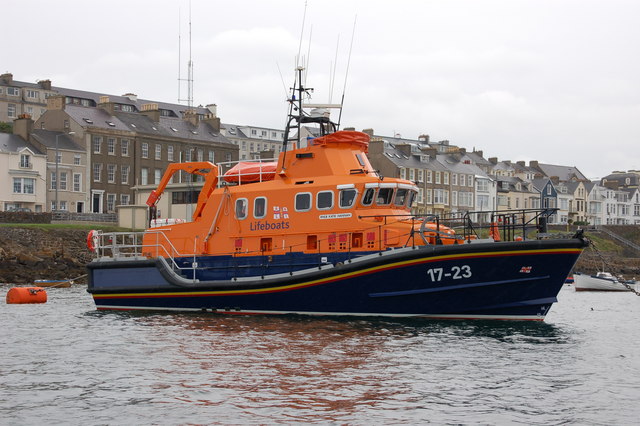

183,109,199,127
458,147,466,155
396,144,412,157
38,79,52,90
550,176,560,184
529,160,539,168
46,94,66,111
140,103,160,122
362,128,374,137
418,134,430,143
206,104,217,116
489,157,498,165
422,147,438,159
123,93,137,101
13,114,34,141
517,161,525,167
368,139,383,155
1,72,13,85
474,149,483,157
98,96,117,116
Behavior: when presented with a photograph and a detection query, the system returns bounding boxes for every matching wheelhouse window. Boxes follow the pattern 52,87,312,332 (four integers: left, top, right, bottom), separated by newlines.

361,188,375,206
339,188,357,208
235,198,248,219
376,187,394,205
295,192,312,212
316,191,334,210
254,197,267,219
394,188,408,206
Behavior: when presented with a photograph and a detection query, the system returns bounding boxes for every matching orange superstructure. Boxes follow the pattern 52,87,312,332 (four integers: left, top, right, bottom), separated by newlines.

142,129,456,260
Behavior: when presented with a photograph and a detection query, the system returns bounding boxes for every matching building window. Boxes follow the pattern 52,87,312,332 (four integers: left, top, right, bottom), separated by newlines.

476,179,488,192
107,138,116,155
121,194,130,205
92,136,102,154
107,164,116,183
121,166,130,184
74,154,81,165
7,104,16,118
142,143,149,158
443,172,449,185
427,170,433,184
51,172,57,190
60,172,67,190
435,172,441,184
93,163,102,182
121,139,129,156
426,189,433,204
19,154,31,168
155,144,162,160
155,169,162,184
26,89,38,99
208,151,214,163
168,146,174,161
7,87,19,96
73,173,81,192
13,177,35,194
141,168,149,185
417,169,424,183
106,194,116,212
468,175,474,187
460,174,466,187
197,148,203,162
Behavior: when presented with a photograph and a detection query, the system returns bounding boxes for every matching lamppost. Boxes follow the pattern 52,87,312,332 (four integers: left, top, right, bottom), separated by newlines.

54,131,75,211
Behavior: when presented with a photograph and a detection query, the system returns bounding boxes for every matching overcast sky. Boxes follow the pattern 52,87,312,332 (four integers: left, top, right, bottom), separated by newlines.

6,0,640,179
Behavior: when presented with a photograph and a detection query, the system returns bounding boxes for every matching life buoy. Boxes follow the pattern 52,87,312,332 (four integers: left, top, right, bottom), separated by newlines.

87,230,99,252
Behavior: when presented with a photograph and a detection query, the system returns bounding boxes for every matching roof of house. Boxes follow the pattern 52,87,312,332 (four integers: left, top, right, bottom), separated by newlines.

0,133,44,155
535,162,587,181
30,130,84,152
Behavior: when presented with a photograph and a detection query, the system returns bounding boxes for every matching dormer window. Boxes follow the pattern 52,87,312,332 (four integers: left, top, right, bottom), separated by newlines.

170,127,178,132
83,118,93,124
106,121,116,127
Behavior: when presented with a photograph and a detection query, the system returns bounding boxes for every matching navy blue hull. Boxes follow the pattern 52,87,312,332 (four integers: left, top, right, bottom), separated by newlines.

87,239,586,320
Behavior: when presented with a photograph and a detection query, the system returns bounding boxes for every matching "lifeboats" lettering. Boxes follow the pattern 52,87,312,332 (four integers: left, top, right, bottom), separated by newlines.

249,220,291,231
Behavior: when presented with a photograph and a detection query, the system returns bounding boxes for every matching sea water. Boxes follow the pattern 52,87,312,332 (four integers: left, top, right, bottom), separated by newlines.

1,284,639,425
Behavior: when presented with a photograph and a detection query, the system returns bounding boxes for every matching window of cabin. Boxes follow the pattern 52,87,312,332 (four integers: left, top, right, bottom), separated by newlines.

339,189,357,208
361,188,375,206
317,191,334,210
394,188,408,206
376,187,394,205
407,190,417,208
235,198,248,219
295,192,312,212
254,197,267,219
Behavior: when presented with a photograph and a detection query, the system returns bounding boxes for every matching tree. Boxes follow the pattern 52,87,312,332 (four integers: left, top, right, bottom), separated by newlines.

0,122,12,133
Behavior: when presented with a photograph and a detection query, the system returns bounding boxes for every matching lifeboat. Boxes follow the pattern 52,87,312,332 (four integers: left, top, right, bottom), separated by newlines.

223,161,277,184
85,66,588,321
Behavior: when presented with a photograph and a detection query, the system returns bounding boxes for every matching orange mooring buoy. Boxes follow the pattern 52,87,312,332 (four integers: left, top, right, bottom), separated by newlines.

6,287,48,304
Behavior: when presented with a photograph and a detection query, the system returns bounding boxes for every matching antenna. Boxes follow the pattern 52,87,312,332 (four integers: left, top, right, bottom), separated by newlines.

337,14,357,129
178,0,194,109
329,35,340,104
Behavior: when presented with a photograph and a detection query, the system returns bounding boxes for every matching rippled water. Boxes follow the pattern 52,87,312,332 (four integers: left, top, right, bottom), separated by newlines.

1,284,639,425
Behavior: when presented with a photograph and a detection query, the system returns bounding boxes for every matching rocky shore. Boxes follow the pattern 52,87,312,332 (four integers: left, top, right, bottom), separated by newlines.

0,226,638,285
0,228,94,284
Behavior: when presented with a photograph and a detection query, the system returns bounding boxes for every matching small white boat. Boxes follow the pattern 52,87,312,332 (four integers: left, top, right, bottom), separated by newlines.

574,272,636,292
